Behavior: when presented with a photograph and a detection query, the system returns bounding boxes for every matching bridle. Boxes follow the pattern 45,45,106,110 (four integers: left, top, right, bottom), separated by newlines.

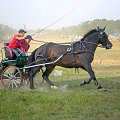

81,31,108,48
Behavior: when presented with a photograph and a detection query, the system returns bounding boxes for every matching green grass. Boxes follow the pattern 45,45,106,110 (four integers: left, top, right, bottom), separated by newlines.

0,39,120,120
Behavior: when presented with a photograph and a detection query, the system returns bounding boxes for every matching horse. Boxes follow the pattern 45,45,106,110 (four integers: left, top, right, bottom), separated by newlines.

27,27,113,90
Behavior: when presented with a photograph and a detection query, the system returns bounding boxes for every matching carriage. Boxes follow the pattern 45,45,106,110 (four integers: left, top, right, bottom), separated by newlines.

0,43,29,90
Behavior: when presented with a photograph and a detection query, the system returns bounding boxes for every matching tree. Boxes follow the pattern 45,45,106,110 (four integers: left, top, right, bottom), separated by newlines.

0,24,16,42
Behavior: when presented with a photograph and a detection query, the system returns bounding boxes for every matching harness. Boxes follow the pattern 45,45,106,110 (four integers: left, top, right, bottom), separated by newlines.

66,40,97,68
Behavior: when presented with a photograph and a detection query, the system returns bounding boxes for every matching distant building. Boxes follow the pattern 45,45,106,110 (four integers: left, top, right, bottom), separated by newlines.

112,33,119,40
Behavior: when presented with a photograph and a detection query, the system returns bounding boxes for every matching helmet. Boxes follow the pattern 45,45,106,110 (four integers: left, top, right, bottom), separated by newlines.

25,35,33,40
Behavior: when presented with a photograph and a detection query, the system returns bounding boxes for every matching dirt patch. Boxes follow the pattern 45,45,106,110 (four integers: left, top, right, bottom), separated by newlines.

0,81,69,92
93,60,120,65
0,81,4,89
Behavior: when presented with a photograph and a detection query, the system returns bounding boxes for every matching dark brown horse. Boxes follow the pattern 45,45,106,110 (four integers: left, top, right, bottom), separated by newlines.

28,27,113,90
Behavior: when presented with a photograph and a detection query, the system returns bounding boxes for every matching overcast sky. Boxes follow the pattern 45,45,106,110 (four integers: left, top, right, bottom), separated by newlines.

0,0,120,30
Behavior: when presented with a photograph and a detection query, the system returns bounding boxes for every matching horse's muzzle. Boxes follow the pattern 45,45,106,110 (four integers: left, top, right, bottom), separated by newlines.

106,43,113,49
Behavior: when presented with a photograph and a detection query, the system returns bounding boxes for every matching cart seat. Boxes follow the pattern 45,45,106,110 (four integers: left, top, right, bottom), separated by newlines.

4,46,13,59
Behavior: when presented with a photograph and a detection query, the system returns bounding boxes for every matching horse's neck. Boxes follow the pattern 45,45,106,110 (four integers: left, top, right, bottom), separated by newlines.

83,34,98,53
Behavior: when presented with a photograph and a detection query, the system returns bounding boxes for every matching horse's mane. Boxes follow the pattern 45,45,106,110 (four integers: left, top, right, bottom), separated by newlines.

81,29,97,41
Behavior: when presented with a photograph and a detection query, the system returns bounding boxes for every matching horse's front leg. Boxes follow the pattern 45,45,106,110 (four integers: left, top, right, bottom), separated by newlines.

80,77,92,85
81,63,102,89
29,67,41,89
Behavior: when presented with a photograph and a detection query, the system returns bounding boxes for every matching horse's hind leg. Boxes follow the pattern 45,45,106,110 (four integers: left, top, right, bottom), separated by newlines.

29,67,42,89
81,63,102,89
42,65,56,88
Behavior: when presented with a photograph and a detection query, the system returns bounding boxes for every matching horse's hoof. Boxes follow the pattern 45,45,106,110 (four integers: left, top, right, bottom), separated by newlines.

51,85,59,90
80,80,86,86
30,86,36,89
98,87,107,92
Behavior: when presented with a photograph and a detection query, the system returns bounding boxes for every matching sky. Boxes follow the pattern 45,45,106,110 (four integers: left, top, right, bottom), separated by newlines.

0,0,120,30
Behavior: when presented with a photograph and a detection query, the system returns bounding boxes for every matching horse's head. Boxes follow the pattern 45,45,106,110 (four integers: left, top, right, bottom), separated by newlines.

96,26,113,49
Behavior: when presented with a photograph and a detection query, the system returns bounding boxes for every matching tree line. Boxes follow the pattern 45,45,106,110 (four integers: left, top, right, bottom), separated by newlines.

44,19,120,37
0,19,120,42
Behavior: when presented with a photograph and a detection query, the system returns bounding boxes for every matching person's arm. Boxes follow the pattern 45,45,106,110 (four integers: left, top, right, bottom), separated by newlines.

15,35,27,40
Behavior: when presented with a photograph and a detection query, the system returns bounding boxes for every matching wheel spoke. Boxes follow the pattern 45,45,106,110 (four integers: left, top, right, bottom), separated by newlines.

14,80,21,84
15,77,21,80
14,72,19,77
13,81,19,88
3,74,11,79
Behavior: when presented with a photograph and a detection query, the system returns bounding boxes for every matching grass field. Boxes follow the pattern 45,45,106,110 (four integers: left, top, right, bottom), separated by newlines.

0,37,120,120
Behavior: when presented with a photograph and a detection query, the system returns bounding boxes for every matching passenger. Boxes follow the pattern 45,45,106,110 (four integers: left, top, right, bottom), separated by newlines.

8,29,27,57
19,35,33,53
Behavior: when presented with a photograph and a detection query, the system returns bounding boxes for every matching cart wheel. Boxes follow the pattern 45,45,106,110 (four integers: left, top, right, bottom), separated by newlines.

33,68,44,88
1,66,23,90
23,68,30,85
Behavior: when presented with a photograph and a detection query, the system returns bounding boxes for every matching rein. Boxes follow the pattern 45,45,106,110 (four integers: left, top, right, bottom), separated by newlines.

32,39,74,45
32,37,102,46
82,41,98,45
31,39,48,43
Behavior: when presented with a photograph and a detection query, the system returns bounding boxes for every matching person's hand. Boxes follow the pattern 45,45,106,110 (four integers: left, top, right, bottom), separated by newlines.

23,34,27,38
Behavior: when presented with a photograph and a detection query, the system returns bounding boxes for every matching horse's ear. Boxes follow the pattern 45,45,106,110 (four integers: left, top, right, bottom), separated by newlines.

97,26,100,31
103,26,106,31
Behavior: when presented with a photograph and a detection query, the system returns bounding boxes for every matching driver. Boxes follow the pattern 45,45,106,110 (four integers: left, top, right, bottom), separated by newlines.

8,29,27,57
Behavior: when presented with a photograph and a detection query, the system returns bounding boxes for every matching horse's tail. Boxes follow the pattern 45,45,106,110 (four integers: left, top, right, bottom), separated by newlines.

27,48,38,66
